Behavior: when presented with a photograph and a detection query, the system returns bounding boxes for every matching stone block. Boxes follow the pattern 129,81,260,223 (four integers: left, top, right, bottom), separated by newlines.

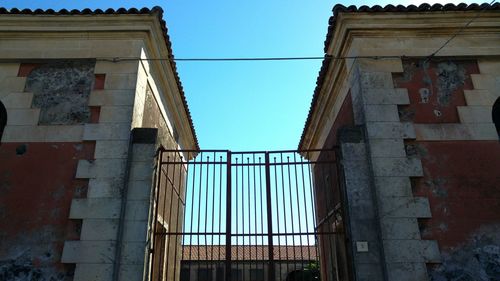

1,125,45,142
366,122,416,139
362,88,410,105
74,264,113,281
358,58,404,73
414,123,498,141
374,177,413,197
371,157,423,177
94,140,129,159
122,220,148,242
61,240,115,263
464,90,496,106
69,198,121,219
80,219,119,241
118,264,145,281
94,60,139,74
379,197,431,218
89,90,135,106
0,63,21,77
345,177,372,201
360,72,394,89
124,200,150,221
83,123,130,141
369,139,406,158
384,240,440,263
478,59,500,74
6,108,40,125
99,106,133,123
120,242,147,265
349,199,377,220
356,263,384,281
364,105,400,122
128,180,153,200
386,262,428,281
43,125,84,142
342,160,370,180
0,92,33,108
457,106,492,123
0,77,26,94
129,161,154,181
104,73,138,90
465,123,498,140
132,143,157,162
471,74,500,92
76,159,126,179
87,178,123,198
381,218,421,240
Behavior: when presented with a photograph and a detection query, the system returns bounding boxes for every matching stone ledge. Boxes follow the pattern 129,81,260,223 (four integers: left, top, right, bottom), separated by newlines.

89,90,135,106
366,122,416,139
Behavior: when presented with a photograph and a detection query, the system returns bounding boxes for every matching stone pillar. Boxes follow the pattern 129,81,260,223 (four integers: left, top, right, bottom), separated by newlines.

338,126,385,281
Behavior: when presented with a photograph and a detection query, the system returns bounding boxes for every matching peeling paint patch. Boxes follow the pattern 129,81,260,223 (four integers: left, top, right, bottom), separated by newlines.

26,61,95,125
393,58,478,123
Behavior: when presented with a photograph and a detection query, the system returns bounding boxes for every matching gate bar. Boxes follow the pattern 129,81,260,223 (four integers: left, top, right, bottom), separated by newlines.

264,152,275,281
225,151,232,281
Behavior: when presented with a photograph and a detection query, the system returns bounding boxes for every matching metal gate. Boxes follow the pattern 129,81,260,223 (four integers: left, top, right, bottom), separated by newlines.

148,149,350,281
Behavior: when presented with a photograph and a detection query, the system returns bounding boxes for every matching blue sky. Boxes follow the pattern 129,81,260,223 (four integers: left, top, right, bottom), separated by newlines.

4,0,474,150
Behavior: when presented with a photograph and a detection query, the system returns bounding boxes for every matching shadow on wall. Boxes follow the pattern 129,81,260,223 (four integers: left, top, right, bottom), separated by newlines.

0,100,6,143
428,225,500,281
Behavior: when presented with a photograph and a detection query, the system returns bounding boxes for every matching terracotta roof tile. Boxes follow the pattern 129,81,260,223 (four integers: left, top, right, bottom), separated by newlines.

181,245,318,261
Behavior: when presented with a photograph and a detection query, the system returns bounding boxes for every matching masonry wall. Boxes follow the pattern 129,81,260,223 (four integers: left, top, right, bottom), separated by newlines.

392,58,500,280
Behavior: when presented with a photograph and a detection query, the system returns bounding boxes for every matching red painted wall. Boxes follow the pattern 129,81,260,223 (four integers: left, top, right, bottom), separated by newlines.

0,142,94,280
394,58,500,279
413,141,500,249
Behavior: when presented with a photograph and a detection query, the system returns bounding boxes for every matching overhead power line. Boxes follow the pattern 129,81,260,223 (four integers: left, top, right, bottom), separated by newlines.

96,1,495,64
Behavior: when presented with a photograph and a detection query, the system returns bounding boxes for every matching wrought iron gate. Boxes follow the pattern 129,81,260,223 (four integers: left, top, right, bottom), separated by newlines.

148,149,350,281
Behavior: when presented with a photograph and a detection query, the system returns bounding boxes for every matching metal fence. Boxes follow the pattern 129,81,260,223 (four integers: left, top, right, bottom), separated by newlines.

148,149,349,281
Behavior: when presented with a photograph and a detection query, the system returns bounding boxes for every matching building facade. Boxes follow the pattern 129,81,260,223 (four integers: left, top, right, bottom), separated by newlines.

0,7,198,281
300,3,500,281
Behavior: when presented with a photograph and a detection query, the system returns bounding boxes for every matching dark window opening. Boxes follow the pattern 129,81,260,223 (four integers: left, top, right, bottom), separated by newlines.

0,101,6,143
493,97,500,140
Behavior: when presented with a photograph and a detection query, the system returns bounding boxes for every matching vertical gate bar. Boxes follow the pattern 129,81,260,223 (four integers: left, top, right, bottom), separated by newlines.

219,155,223,262
225,151,232,281
286,155,297,271
279,153,289,277
165,156,176,281
292,153,304,270
299,156,312,262
188,155,198,271
150,150,163,281
264,152,275,281
272,156,282,281
173,154,185,281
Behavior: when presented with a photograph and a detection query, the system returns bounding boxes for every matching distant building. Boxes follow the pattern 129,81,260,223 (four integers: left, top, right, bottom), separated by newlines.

0,7,197,281
180,245,318,281
300,3,500,281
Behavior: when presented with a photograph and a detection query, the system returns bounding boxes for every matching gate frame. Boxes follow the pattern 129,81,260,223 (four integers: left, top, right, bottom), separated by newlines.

148,148,353,281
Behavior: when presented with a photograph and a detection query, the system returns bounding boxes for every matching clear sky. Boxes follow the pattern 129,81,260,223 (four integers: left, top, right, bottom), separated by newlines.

4,0,474,151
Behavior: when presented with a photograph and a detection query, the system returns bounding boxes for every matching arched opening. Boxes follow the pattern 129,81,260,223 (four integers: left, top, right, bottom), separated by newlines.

493,97,500,140
0,101,6,143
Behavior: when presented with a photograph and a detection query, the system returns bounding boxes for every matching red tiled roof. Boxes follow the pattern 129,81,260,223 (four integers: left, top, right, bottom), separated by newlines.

0,6,199,149
298,2,500,150
181,245,318,261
